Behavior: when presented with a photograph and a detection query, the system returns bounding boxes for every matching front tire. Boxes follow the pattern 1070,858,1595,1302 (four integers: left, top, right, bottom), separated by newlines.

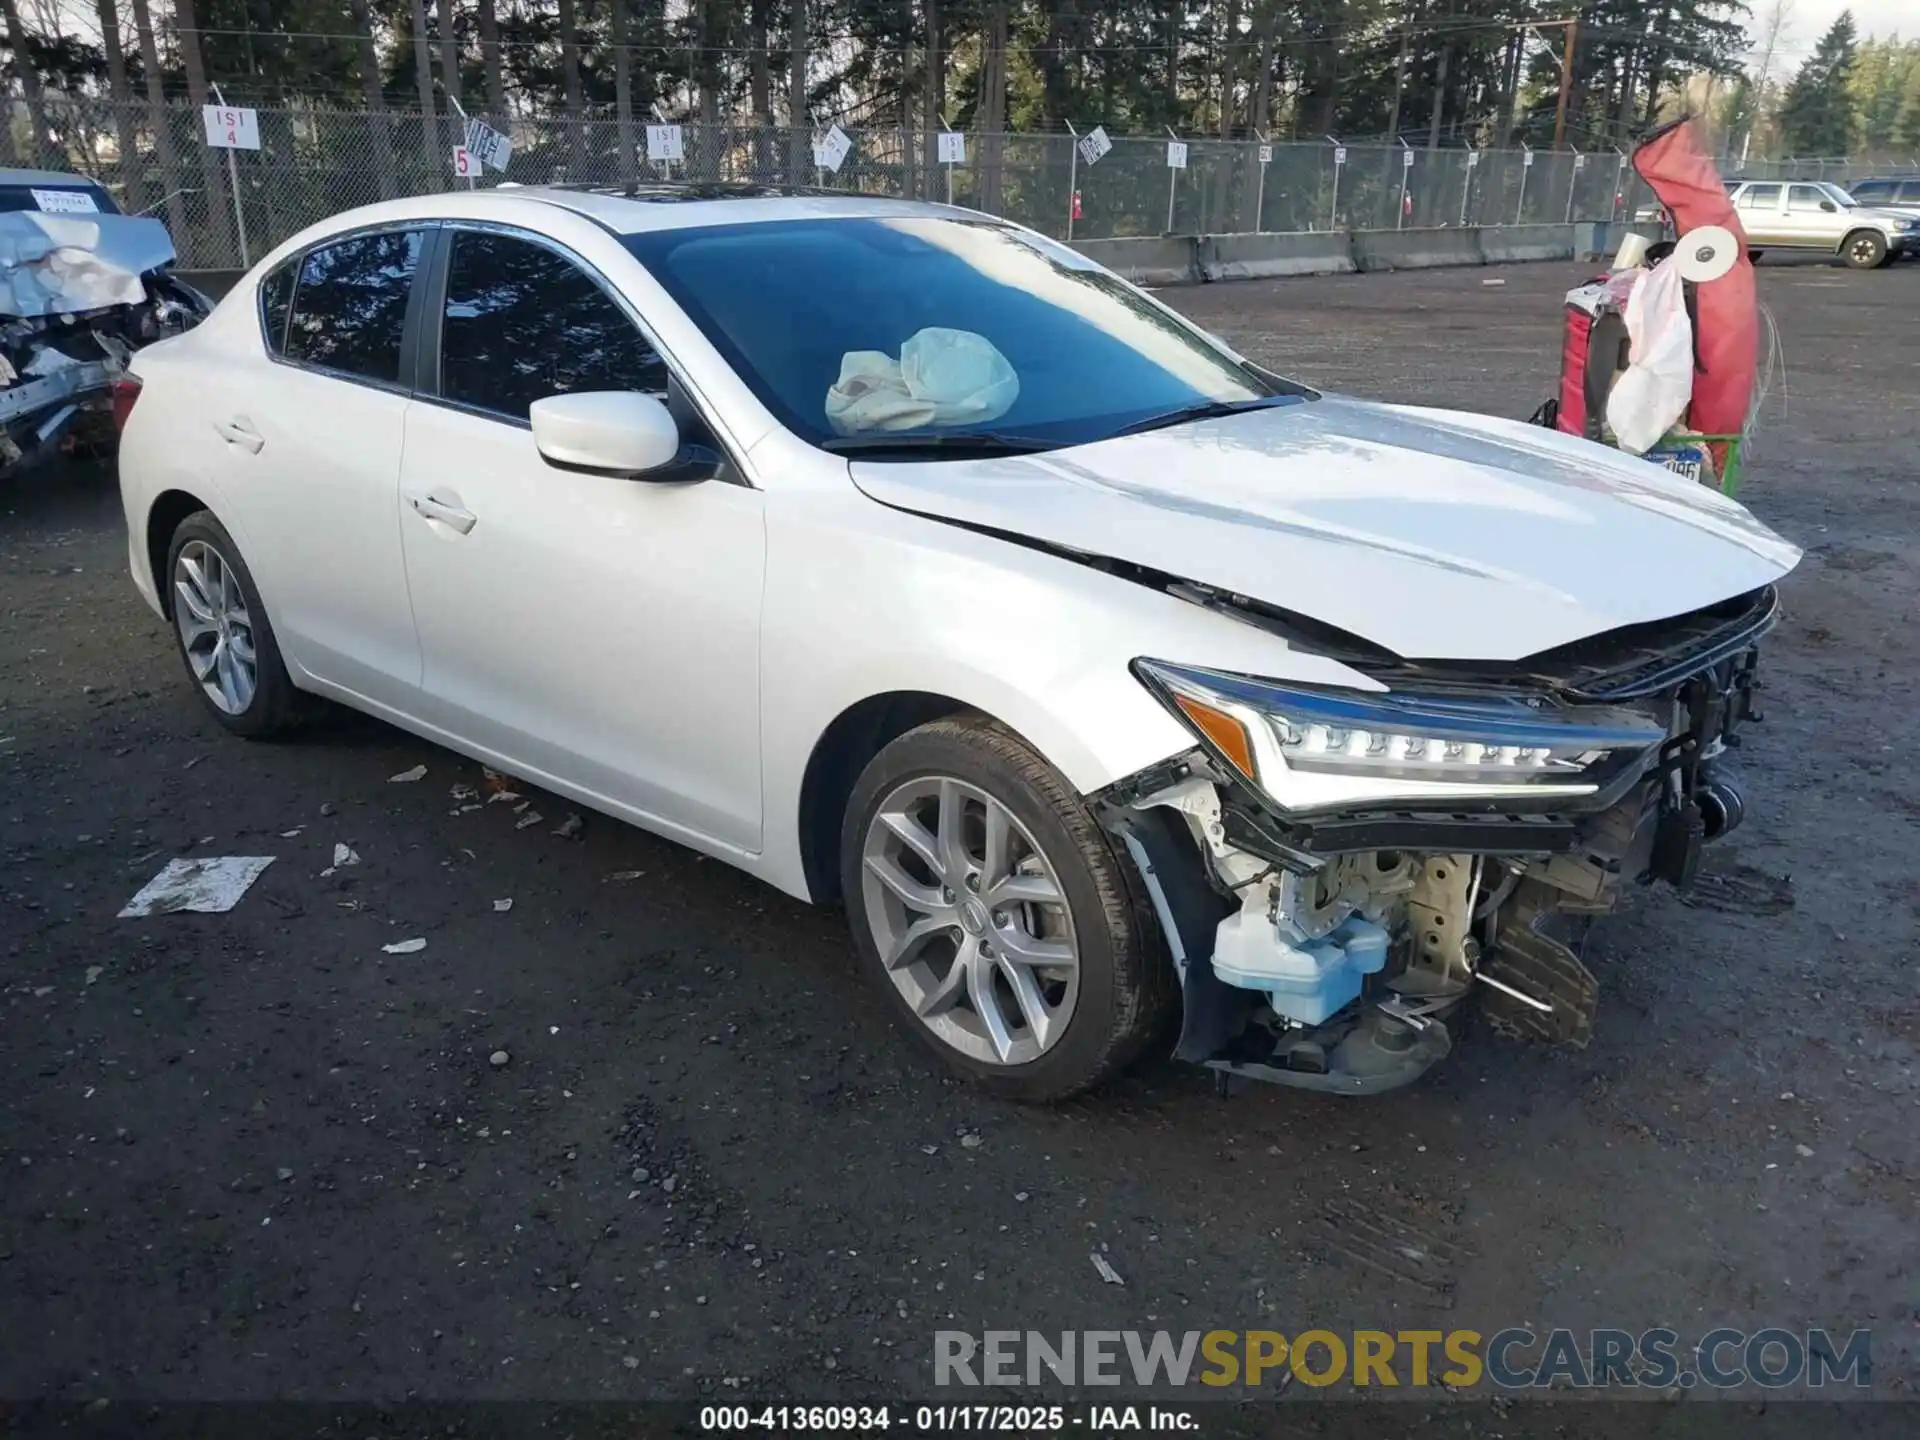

839,715,1172,1101
165,511,305,738
1842,230,1889,269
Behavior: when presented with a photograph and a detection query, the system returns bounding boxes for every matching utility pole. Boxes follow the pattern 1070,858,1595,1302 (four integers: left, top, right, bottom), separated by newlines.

1551,16,1580,151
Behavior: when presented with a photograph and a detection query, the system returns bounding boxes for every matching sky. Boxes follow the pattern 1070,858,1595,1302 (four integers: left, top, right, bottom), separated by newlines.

1754,1,1912,68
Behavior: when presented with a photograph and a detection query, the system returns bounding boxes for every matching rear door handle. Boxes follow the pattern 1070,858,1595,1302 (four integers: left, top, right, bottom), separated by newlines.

214,418,264,454
405,489,478,535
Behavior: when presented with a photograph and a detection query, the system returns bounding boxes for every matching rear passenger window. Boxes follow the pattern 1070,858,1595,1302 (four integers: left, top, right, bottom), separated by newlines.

438,229,669,421
258,261,294,355
1737,184,1781,209
285,229,423,385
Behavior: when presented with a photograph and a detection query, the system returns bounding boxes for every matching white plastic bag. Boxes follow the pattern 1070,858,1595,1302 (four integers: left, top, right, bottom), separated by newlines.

824,327,1019,435
1604,258,1694,455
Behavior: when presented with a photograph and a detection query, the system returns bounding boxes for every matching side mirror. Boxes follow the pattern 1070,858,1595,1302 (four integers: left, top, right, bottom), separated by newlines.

530,391,682,478
1819,200,1837,212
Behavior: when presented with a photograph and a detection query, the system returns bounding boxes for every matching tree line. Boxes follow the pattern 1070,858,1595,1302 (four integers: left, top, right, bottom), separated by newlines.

2,2,1913,162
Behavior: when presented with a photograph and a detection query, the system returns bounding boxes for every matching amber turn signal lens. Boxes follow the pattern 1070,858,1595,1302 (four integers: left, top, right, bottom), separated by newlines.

1173,692,1257,779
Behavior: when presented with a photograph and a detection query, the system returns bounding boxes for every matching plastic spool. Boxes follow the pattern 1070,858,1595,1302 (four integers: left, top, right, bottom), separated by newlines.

1676,224,1739,284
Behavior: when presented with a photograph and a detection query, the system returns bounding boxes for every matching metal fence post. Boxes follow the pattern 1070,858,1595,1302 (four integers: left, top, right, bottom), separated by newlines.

1396,139,1412,229
1460,149,1475,225
1065,121,1079,241
208,84,250,268
1327,136,1342,231
1254,132,1268,234
1516,148,1531,224
1165,127,1180,234
1565,146,1580,222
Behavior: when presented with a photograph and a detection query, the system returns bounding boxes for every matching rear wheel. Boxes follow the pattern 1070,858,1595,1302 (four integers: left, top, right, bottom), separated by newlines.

840,715,1171,1101
1842,230,1889,269
165,511,305,737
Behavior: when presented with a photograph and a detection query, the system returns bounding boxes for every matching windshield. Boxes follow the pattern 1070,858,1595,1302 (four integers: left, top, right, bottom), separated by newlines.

1816,182,1858,207
623,215,1298,452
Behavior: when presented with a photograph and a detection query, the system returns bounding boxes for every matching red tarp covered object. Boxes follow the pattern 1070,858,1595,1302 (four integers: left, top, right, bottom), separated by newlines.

1631,118,1758,464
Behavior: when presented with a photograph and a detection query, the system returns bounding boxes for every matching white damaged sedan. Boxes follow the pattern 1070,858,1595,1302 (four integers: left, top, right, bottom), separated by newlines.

117,189,1801,1099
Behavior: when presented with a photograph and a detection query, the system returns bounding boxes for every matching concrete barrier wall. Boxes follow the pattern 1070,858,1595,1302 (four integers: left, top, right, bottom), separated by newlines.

1477,224,1577,264
1068,236,1199,285
1350,227,1485,273
1199,231,1356,281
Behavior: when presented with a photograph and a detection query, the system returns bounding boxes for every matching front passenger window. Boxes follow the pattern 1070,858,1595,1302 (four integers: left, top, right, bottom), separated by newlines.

438,230,669,421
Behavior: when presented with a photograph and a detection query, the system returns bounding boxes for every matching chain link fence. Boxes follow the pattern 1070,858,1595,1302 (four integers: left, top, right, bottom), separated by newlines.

14,94,1912,271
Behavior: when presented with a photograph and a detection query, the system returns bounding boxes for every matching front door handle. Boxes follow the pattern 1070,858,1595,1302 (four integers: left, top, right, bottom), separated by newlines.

405,489,478,535
214,418,264,454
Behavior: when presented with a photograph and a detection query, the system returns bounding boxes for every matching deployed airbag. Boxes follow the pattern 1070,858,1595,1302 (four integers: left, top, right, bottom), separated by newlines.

825,327,1018,434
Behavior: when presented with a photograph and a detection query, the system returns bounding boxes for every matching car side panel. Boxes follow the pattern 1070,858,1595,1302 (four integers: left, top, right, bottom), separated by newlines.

119,336,247,617
749,432,1382,903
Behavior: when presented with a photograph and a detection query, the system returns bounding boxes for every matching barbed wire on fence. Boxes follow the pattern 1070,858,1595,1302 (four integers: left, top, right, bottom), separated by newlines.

7,94,1912,271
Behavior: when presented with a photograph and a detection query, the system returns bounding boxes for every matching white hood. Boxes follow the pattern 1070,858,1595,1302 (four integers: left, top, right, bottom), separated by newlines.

850,396,1801,662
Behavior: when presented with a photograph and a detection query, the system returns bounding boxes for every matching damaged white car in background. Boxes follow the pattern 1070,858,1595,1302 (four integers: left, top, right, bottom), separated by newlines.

117,191,1802,1103
0,172,209,474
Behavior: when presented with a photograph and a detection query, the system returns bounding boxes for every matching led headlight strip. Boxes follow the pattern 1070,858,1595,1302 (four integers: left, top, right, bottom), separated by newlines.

1136,658,1668,812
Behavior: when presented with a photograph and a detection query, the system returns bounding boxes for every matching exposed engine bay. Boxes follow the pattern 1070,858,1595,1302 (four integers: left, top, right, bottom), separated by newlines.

0,208,210,475
1098,584,1775,1094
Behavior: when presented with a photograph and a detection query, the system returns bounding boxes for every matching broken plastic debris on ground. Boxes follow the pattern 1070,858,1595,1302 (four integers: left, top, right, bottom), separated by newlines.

119,856,274,918
380,937,427,955
388,763,427,783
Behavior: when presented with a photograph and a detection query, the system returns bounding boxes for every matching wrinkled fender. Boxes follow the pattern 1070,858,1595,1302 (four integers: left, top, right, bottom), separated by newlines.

750,476,1375,903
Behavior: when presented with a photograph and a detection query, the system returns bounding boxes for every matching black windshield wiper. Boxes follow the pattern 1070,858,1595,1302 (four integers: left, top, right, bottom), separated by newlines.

1110,395,1300,438
819,431,1060,457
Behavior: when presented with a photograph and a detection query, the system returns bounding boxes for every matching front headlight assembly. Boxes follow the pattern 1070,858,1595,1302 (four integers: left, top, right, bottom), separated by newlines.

1135,659,1668,814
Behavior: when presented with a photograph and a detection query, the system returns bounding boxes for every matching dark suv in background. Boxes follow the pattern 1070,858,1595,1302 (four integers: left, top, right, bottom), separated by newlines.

1847,177,1920,224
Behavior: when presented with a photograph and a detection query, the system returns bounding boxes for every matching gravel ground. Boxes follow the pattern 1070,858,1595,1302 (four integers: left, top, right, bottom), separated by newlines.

1,259,1916,1416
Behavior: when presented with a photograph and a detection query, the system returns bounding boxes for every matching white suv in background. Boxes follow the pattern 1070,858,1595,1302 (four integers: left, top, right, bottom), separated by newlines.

1727,179,1917,268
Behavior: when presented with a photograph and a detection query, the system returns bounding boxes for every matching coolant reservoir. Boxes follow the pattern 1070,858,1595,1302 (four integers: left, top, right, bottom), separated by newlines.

1211,911,1390,1027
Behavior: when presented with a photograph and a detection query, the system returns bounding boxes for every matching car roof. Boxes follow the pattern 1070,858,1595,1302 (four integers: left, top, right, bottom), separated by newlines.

0,167,107,186
488,183,985,234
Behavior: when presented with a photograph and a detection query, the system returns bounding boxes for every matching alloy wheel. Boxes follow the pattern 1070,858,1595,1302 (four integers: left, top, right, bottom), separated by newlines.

173,539,258,715
859,775,1080,1067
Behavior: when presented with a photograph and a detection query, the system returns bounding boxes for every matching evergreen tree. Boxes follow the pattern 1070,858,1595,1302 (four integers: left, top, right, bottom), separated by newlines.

1778,10,1860,156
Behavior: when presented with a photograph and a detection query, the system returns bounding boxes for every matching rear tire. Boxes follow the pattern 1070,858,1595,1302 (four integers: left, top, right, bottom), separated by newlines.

164,511,306,738
1842,231,1889,269
839,715,1173,1101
